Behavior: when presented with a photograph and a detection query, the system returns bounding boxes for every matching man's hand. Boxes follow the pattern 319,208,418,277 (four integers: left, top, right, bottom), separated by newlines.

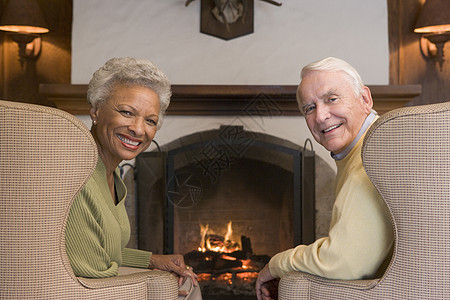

256,264,279,300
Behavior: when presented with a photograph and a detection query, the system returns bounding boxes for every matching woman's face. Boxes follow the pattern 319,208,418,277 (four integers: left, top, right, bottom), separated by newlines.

90,84,160,166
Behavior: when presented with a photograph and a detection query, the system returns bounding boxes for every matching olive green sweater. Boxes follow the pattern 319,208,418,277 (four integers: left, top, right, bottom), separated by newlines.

65,158,151,278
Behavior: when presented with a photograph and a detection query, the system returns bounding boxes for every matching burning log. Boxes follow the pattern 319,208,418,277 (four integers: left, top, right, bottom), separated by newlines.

184,250,242,272
184,235,270,274
241,235,252,254
207,234,241,253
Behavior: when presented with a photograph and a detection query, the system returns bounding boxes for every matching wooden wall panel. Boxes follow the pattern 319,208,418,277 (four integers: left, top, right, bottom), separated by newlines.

388,0,450,105
0,0,72,105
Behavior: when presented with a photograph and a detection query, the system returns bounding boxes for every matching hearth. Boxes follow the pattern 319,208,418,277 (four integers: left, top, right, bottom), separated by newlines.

135,125,315,299
183,221,270,299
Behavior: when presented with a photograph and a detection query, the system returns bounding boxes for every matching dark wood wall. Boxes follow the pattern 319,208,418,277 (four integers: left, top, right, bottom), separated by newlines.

388,0,450,104
1,0,448,108
0,0,72,106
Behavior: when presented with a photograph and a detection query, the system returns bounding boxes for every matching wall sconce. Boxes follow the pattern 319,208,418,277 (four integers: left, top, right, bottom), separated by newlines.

414,0,450,71
0,0,49,67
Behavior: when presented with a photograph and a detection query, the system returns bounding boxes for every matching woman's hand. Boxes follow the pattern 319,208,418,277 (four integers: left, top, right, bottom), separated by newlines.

148,254,199,295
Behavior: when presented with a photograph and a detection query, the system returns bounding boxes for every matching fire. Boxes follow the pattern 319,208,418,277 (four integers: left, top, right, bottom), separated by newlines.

241,259,251,269
184,221,270,297
224,221,233,242
198,221,241,253
198,224,209,252
236,272,259,283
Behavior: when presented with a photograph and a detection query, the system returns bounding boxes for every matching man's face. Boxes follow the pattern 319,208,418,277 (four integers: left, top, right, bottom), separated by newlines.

297,71,373,154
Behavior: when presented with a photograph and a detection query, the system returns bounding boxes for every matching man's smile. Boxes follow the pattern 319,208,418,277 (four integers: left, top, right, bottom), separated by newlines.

322,123,342,133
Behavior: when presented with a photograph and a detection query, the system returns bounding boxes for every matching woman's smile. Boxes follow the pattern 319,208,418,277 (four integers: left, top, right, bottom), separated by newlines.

117,134,142,149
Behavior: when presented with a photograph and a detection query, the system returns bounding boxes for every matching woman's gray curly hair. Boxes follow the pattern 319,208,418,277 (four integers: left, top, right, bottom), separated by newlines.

87,57,171,129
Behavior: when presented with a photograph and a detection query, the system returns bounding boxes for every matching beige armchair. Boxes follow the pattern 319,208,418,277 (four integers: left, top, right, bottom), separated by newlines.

0,100,178,299
278,102,450,299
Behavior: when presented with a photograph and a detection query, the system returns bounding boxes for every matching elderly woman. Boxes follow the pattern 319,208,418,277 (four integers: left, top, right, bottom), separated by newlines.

65,57,199,296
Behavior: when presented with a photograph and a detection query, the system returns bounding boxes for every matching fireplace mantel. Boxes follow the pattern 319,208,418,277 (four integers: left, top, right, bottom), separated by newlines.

39,84,421,116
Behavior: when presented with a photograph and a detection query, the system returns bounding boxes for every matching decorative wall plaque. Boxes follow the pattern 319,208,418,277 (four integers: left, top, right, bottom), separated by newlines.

186,0,282,40
200,0,254,40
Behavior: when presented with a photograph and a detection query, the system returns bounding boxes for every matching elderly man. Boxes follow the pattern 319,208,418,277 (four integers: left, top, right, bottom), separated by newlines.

256,57,394,300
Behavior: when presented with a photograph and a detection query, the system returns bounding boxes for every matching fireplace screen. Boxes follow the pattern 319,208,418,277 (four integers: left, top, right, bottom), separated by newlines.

136,126,315,299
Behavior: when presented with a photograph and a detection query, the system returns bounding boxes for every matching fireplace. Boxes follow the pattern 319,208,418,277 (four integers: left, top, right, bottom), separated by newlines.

38,83,421,298
135,125,315,299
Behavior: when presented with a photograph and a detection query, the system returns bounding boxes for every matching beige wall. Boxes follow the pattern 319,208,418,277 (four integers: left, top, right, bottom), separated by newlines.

72,0,389,85
72,0,389,171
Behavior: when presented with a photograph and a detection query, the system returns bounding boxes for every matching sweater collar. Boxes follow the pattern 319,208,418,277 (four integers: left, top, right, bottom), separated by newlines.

95,157,127,206
331,111,377,161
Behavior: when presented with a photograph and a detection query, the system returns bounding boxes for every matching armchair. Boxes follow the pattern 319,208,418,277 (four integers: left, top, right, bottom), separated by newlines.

278,102,450,299
0,100,178,299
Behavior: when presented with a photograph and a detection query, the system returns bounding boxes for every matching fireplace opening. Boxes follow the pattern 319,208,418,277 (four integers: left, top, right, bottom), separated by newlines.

136,126,315,299
183,220,271,299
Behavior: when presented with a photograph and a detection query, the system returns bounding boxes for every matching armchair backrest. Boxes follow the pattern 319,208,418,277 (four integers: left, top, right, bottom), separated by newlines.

0,100,98,298
362,102,450,297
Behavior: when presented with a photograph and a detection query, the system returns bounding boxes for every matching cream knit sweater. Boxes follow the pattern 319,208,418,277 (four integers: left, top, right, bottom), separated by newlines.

269,128,393,280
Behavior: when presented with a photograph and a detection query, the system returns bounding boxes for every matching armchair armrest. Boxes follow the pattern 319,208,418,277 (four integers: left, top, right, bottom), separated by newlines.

279,272,380,300
77,270,178,299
